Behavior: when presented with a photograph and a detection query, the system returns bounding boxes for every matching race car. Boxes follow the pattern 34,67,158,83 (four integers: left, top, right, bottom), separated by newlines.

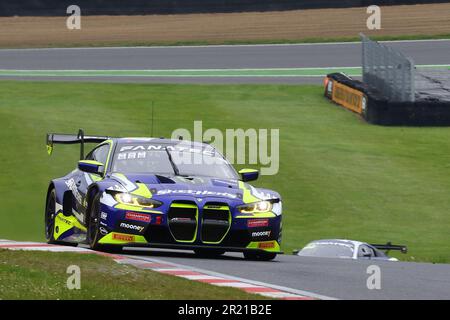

293,239,407,261
45,130,282,260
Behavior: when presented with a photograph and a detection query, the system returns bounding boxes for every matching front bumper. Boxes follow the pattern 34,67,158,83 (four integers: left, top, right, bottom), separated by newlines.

98,199,282,253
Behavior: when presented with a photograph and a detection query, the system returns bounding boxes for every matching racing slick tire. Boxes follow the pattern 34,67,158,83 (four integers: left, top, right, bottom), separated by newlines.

87,193,122,253
194,248,226,258
243,251,277,261
45,189,59,244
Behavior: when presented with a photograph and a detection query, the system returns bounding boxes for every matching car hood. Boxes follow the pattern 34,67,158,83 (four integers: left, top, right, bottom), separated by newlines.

109,173,280,202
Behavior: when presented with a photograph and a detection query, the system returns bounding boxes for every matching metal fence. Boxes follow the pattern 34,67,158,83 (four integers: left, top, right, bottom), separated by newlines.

361,33,415,102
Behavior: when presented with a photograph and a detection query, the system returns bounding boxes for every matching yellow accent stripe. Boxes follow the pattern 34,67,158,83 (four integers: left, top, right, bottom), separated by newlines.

203,205,229,210
238,169,258,174
53,213,87,240
131,183,152,198
79,160,104,166
171,203,197,209
238,181,261,204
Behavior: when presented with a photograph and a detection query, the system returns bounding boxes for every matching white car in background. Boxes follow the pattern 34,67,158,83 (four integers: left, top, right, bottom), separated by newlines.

294,239,407,261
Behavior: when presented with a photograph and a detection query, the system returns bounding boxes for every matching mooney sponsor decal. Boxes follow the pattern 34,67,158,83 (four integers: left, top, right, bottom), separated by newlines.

247,219,269,228
120,222,145,233
125,212,151,223
252,231,271,238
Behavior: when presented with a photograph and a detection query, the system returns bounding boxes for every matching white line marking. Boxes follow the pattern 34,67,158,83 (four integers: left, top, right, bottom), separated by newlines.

0,67,359,72
128,255,337,300
0,65,448,72
0,73,329,78
180,275,224,280
259,292,305,298
153,268,191,272
0,38,448,51
213,282,265,288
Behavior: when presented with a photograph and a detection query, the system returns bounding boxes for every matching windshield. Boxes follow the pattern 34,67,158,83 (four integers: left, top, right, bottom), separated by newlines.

112,144,238,180
298,242,354,259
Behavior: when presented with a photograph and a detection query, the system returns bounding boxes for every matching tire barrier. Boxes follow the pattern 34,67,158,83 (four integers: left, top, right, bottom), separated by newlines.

324,73,450,126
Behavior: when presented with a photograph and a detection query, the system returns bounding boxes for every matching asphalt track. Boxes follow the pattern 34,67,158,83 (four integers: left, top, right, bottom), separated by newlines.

0,39,449,83
121,248,450,300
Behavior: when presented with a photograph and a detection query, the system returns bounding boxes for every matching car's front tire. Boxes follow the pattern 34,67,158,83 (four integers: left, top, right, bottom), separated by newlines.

243,251,277,261
45,189,58,244
87,192,122,253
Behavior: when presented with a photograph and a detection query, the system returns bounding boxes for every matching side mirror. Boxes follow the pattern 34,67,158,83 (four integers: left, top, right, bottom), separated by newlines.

78,160,104,175
238,169,259,182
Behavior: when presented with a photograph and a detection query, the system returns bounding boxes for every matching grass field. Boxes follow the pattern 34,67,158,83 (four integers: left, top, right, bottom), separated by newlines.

0,249,262,299
0,81,450,263
0,3,449,48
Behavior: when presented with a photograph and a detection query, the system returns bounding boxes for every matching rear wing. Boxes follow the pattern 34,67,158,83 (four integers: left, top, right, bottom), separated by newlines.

46,129,111,160
371,242,408,254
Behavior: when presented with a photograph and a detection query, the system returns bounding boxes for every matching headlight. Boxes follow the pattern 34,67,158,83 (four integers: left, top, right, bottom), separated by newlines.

237,201,273,214
114,193,162,208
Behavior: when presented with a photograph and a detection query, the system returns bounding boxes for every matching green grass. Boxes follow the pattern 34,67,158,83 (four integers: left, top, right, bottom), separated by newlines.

0,81,450,263
0,249,263,299
7,33,450,49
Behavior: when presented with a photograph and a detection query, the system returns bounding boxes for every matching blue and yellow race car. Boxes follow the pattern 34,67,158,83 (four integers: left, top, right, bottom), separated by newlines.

45,130,282,260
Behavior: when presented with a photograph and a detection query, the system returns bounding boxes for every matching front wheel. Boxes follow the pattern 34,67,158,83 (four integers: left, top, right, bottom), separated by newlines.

87,193,122,253
243,251,277,261
45,189,58,244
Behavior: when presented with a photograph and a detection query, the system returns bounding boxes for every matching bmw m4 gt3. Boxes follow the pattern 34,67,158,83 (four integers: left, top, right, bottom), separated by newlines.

44,130,282,260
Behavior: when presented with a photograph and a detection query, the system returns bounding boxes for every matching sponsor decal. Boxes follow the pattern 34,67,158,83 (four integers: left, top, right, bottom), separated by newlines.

251,231,271,238
247,219,269,228
99,227,108,235
119,144,214,156
100,212,108,220
56,215,72,225
331,82,365,114
112,233,135,242
65,178,83,205
119,222,145,233
258,241,275,249
154,216,162,225
125,211,151,223
157,189,237,199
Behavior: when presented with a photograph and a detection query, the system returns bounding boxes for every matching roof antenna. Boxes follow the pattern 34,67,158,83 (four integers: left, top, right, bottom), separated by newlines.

150,101,154,138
